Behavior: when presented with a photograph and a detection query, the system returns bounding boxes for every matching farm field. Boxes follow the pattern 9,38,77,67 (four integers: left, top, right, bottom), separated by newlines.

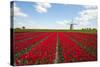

12,31,97,66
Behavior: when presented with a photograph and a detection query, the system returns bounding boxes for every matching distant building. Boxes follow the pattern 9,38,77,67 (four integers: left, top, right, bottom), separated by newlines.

22,26,25,29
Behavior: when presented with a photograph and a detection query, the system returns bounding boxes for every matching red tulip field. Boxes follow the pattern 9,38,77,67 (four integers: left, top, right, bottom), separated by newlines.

13,32,97,66
11,1,98,66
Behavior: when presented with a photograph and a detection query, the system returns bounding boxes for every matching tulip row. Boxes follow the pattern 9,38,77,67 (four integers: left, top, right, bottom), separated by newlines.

13,32,50,53
14,32,45,41
15,32,57,65
58,32,96,62
63,32,97,54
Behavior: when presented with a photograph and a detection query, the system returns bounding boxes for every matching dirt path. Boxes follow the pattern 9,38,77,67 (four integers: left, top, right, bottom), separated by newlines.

54,32,59,63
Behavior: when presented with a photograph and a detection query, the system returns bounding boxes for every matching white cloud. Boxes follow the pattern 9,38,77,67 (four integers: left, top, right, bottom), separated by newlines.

79,9,97,20
14,3,28,17
84,5,97,9
74,5,97,29
56,20,71,26
35,2,51,13
55,20,71,29
56,21,66,26
35,5,47,13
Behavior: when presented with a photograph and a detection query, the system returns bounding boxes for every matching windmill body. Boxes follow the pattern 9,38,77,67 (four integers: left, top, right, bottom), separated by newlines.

67,20,77,30
70,24,73,30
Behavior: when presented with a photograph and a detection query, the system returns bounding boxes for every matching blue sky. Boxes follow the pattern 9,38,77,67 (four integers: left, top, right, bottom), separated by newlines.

13,1,97,29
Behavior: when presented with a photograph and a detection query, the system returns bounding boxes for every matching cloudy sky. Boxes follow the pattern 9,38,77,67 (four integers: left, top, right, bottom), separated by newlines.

12,1,97,29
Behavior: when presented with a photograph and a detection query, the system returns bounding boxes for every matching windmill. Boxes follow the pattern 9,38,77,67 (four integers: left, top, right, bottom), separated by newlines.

67,19,77,30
